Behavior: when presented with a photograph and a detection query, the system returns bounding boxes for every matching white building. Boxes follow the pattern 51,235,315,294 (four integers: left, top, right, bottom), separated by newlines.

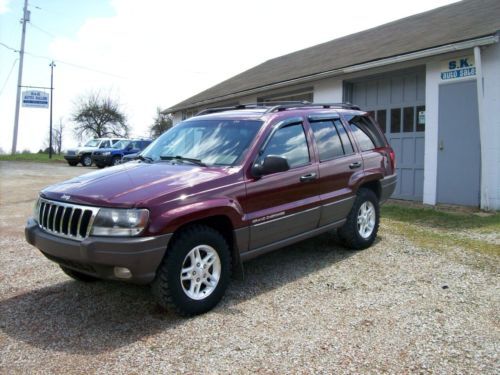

166,0,500,210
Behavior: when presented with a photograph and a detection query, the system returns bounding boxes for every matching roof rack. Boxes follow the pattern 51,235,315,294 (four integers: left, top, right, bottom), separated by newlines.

265,102,360,113
195,101,360,116
195,101,308,116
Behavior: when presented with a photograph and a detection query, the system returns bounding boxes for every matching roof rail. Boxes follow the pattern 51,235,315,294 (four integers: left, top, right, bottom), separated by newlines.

194,101,361,116
194,101,310,116
265,102,360,113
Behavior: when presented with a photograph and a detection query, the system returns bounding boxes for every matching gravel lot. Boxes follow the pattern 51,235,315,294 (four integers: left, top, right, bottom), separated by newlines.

0,161,498,373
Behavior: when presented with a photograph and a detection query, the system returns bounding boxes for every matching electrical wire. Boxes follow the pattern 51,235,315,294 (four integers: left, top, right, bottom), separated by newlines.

0,58,18,97
0,41,18,52
1,39,126,79
28,22,56,38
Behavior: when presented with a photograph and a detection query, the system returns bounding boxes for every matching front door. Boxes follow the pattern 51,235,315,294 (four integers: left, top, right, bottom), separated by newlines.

242,121,320,250
437,80,480,206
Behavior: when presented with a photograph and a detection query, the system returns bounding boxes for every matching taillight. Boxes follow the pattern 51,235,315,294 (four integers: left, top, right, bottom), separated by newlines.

389,149,396,171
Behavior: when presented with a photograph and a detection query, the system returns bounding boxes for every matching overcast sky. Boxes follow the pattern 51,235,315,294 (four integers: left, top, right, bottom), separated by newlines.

0,0,458,152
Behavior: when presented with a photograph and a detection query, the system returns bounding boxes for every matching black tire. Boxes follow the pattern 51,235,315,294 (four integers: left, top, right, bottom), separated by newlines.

96,163,105,169
67,161,78,167
152,225,231,316
60,266,99,282
338,188,380,250
81,154,92,167
111,156,121,166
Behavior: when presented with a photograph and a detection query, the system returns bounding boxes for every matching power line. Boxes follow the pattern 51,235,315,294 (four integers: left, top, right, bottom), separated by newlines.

0,59,18,97
1,41,127,79
0,41,18,52
28,22,56,38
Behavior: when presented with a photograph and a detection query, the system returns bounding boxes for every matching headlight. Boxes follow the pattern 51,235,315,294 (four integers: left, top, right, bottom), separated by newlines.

90,208,149,236
102,152,111,156
33,198,41,222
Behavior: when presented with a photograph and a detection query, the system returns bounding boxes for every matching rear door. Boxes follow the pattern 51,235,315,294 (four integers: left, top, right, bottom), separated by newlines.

308,114,362,226
243,119,320,250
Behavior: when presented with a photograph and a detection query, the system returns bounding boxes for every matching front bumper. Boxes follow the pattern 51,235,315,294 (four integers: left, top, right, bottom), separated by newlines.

25,218,172,284
380,173,397,203
92,154,113,165
64,155,81,163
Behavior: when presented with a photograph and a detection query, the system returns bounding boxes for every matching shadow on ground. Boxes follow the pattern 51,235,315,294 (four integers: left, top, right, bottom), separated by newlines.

0,231,361,354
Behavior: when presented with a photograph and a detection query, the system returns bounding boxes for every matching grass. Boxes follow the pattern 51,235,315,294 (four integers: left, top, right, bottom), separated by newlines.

0,153,66,163
381,203,500,257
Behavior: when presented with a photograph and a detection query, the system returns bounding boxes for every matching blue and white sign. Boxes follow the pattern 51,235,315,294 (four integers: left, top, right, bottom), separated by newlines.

22,90,49,108
441,56,476,80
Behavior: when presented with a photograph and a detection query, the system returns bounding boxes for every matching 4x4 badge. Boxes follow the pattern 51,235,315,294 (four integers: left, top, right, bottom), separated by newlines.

61,194,71,201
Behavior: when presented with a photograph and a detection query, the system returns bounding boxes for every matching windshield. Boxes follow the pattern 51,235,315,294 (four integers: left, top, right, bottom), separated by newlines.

142,119,263,166
84,139,101,147
112,140,131,149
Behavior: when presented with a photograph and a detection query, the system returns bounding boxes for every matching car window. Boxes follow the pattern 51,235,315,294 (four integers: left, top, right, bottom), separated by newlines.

84,139,100,147
333,119,354,154
347,115,385,152
100,140,111,148
260,123,310,168
113,140,130,149
310,121,344,161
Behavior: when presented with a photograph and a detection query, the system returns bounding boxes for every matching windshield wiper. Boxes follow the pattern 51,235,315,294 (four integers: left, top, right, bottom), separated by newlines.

160,155,206,167
137,155,153,163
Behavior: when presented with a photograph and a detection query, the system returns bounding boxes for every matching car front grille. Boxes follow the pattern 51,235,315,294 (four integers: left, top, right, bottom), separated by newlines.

67,151,76,156
37,198,100,241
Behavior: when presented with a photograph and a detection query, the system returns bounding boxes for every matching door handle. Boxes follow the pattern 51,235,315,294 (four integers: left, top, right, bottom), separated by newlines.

439,140,444,151
300,173,317,182
349,162,362,169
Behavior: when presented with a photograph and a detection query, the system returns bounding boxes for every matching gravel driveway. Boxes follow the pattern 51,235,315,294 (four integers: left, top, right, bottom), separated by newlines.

0,161,498,373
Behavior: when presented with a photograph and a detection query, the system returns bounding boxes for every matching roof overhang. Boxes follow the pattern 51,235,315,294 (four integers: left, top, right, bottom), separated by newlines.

165,34,499,113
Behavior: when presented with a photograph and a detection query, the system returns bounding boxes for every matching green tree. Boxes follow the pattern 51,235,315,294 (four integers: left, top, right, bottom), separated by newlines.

149,107,173,138
72,92,129,139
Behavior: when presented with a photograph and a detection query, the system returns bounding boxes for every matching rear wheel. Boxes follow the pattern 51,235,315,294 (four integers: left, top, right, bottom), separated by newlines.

152,225,231,316
81,154,92,167
60,266,99,282
338,188,380,250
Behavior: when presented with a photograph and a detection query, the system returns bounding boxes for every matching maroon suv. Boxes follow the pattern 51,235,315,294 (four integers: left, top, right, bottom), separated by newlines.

25,103,396,316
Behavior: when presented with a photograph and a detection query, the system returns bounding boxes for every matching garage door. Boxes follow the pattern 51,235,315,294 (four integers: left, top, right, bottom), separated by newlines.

345,67,426,201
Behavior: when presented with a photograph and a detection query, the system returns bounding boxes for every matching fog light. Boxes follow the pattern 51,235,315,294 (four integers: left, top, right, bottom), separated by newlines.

114,267,132,279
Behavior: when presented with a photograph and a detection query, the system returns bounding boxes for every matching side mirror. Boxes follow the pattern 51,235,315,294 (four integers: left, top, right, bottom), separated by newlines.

252,155,289,178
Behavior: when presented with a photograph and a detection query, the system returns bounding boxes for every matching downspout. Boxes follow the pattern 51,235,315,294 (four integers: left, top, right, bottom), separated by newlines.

474,46,489,210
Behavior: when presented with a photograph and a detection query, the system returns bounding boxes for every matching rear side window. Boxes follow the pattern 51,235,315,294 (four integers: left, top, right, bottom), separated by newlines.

347,115,385,151
310,119,354,161
261,123,310,168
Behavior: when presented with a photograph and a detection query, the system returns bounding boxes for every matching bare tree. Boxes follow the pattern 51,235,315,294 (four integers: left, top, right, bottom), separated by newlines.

72,91,129,139
149,107,173,138
53,118,65,154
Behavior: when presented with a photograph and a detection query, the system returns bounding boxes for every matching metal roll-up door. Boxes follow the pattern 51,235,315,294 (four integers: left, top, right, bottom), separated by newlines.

345,67,426,201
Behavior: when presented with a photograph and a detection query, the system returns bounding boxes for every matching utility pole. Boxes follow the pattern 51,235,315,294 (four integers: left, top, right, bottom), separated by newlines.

11,0,29,155
49,61,55,158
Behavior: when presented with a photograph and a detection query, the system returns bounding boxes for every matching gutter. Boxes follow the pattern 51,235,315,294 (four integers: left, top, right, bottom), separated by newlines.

166,34,499,113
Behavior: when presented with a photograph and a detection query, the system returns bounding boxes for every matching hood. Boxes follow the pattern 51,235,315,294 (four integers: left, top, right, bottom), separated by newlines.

41,162,236,208
68,146,99,153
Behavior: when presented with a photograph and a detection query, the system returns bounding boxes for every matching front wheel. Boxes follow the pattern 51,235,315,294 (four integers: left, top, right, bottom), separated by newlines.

338,188,380,250
152,225,231,316
111,156,122,166
81,154,92,167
